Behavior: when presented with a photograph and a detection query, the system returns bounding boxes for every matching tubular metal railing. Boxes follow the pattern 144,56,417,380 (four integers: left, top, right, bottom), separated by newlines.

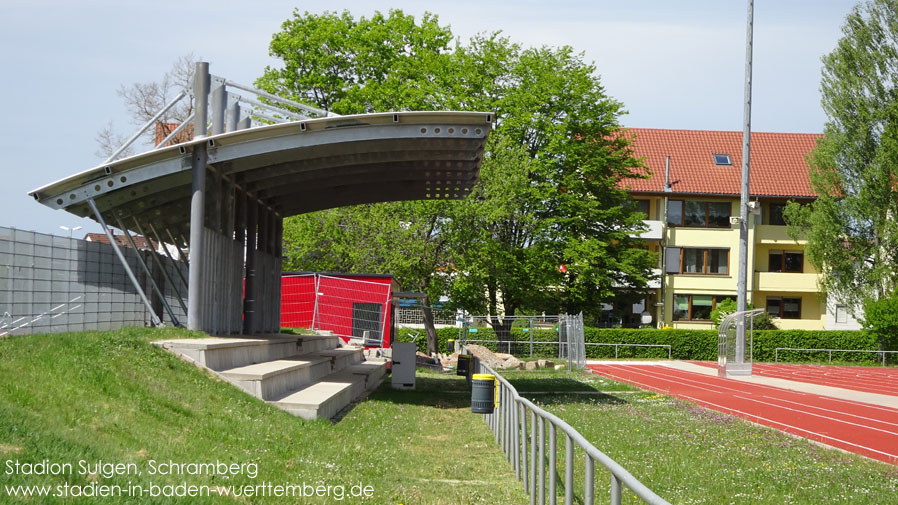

586,343,673,360
474,359,671,505
106,73,337,163
774,347,898,366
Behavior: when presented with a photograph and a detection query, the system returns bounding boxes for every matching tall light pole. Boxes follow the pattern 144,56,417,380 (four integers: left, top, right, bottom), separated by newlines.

736,0,754,374
59,225,82,238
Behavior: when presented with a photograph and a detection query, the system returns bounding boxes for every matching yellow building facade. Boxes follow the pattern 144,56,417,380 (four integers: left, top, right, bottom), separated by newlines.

619,129,839,330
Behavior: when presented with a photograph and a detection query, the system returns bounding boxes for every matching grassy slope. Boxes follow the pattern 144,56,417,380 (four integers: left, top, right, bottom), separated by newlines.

0,328,527,504
501,370,898,505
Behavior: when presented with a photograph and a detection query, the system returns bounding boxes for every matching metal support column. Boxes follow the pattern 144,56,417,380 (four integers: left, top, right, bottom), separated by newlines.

211,84,226,136
226,99,240,132
86,198,161,327
188,61,210,331
243,197,258,334
115,215,181,327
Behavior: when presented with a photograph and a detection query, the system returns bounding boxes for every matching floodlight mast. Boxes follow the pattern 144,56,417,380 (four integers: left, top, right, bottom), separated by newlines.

736,0,754,369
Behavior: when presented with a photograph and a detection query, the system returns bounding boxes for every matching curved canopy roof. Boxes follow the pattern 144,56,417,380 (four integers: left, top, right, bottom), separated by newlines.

30,111,491,240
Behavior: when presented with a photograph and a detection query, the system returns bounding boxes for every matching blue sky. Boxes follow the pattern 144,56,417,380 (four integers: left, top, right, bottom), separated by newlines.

0,0,856,235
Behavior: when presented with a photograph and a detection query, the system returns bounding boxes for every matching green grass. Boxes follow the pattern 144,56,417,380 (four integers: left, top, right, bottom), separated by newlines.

501,369,898,505
0,328,526,504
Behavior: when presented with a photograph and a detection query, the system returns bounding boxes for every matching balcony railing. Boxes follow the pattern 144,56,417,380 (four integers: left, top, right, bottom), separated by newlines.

754,271,819,292
630,220,662,240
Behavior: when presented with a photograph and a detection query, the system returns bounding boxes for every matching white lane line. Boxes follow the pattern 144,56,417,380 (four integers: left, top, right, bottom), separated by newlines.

734,395,898,437
760,396,898,427
595,365,734,395
811,396,898,414
679,394,898,460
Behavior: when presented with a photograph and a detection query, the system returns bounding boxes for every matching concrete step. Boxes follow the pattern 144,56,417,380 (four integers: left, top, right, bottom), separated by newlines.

295,334,343,354
154,334,342,371
220,355,332,400
273,372,368,420
343,362,388,390
305,348,364,373
155,336,303,371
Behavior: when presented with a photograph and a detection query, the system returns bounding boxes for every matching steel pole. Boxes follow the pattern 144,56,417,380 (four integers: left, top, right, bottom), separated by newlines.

86,198,161,327
188,61,210,331
243,198,258,334
736,0,754,367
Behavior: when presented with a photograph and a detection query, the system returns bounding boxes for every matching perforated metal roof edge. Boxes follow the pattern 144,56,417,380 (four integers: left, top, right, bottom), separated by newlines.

29,111,493,236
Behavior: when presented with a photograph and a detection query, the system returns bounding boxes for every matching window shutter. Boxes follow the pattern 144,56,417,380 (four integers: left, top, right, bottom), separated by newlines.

665,247,681,273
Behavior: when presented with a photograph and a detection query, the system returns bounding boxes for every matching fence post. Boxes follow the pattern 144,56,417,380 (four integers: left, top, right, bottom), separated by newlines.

829,350,832,364
564,434,573,505
530,410,537,505
539,416,546,505
611,473,622,505
528,319,533,359
520,402,527,489
549,424,557,505
585,457,594,505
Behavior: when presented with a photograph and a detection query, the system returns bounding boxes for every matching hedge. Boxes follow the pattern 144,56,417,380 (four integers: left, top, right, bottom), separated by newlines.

395,326,885,364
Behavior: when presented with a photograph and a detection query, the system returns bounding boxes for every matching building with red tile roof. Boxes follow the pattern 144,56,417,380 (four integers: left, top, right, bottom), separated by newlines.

85,229,157,250
622,128,820,198
608,128,856,332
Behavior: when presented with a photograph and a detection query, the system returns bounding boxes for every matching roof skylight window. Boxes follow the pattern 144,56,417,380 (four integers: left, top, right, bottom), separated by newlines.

713,154,732,166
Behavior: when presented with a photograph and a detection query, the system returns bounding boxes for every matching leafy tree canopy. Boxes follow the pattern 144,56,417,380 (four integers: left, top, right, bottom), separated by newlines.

260,10,655,345
785,0,898,313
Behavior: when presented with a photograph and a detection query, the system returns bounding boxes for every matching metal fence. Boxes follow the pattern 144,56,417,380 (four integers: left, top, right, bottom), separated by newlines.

461,314,586,370
774,347,898,366
559,313,586,370
587,343,672,360
475,360,671,505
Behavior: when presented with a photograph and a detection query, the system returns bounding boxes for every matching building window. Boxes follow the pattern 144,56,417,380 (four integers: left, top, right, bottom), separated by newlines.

769,203,786,226
634,199,650,217
835,304,848,324
713,154,732,165
767,297,801,319
668,200,731,228
673,294,735,321
680,248,729,275
769,250,803,273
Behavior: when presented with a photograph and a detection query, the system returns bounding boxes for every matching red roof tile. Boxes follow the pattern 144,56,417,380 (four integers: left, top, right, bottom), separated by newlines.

85,230,157,250
622,128,821,198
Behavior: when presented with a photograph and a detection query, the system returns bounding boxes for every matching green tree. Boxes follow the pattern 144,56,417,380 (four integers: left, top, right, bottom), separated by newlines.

262,10,461,354
263,10,656,348
282,201,454,354
447,37,656,339
861,291,898,356
785,0,898,317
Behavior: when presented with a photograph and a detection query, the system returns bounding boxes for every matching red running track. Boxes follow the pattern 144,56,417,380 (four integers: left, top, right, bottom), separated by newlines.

587,363,898,465
688,361,898,396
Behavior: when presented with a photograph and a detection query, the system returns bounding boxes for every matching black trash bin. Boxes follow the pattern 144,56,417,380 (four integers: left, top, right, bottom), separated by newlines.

456,354,471,377
471,374,496,414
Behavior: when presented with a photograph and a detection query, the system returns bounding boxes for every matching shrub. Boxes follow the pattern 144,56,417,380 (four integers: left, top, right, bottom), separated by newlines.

862,292,898,354
710,299,778,330
394,325,879,364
